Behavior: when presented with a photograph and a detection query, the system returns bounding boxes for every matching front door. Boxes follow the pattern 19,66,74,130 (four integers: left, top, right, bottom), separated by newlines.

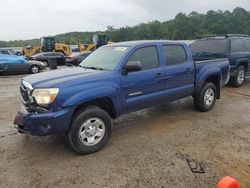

120,46,165,113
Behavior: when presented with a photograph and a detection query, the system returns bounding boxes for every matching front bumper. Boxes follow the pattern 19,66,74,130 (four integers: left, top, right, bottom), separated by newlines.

13,106,74,136
40,65,46,70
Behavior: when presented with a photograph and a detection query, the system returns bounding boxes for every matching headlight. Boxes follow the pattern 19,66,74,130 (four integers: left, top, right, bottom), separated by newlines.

32,88,59,106
40,62,46,66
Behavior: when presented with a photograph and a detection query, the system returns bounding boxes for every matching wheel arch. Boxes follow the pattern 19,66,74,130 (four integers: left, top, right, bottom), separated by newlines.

195,73,221,99
237,58,249,71
204,74,220,99
68,97,117,132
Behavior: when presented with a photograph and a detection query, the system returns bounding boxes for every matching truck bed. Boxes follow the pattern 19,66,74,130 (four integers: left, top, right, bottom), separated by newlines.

194,58,230,86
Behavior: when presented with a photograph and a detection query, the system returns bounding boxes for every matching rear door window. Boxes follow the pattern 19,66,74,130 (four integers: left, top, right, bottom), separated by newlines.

230,39,244,53
163,45,187,66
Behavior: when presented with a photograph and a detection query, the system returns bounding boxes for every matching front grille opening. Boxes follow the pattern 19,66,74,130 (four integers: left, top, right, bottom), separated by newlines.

20,84,30,105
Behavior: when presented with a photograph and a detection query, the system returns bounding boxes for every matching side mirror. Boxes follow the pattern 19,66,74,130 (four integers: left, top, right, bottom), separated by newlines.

123,61,142,74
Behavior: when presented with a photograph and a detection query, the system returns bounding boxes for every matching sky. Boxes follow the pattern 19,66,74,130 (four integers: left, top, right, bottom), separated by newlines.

1,0,250,41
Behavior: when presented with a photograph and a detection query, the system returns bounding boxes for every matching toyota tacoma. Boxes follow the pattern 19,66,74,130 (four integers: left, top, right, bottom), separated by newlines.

14,41,230,154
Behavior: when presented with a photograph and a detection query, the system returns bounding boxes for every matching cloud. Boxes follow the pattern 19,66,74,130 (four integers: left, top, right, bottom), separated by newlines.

0,0,249,40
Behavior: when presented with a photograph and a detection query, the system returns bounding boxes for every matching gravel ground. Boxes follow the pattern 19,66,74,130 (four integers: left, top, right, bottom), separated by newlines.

0,70,249,188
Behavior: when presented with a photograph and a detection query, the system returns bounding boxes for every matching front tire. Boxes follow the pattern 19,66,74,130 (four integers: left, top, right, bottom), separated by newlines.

194,82,217,112
67,106,112,155
228,66,246,87
30,65,40,74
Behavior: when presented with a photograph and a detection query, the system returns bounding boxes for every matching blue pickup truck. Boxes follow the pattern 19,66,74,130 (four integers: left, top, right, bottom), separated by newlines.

14,41,230,154
191,34,250,87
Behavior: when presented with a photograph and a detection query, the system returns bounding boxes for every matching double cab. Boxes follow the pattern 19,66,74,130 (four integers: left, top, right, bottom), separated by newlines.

14,40,230,154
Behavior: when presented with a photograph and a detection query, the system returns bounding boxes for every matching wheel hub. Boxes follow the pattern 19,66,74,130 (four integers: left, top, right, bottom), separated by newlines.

85,125,96,136
32,66,39,73
204,88,214,106
237,69,245,84
78,117,105,146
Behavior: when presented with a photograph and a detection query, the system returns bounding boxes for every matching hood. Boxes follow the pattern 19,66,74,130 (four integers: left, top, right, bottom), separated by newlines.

23,67,107,88
27,60,44,64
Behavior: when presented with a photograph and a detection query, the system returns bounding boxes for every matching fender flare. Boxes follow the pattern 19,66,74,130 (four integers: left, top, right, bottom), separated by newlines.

194,69,221,98
61,86,122,114
236,58,249,70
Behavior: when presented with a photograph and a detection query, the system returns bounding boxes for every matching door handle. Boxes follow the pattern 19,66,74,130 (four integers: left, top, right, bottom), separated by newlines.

186,68,191,73
155,73,162,78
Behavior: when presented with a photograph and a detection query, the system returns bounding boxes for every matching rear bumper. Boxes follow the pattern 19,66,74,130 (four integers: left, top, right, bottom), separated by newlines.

13,107,74,136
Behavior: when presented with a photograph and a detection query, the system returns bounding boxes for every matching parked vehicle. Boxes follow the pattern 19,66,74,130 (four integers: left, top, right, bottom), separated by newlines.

0,48,22,56
14,40,230,154
30,52,66,66
191,34,250,87
0,49,13,55
0,54,45,74
66,51,92,66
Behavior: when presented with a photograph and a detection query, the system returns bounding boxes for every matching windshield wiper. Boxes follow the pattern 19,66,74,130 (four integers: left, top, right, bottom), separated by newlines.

81,66,105,70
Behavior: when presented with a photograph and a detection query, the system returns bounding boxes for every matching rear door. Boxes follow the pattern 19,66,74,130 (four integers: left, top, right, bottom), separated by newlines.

161,44,195,100
120,45,165,113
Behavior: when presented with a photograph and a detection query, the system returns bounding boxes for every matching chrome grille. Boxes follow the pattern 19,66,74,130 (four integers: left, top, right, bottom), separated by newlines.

20,84,30,104
20,80,33,105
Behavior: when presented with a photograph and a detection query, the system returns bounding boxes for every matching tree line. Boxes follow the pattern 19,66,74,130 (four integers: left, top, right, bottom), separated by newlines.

1,7,250,47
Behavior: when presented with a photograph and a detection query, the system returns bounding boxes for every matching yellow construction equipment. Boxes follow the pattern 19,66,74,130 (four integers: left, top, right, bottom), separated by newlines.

78,44,96,52
22,46,41,58
78,34,109,52
23,37,72,58
23,34,109,58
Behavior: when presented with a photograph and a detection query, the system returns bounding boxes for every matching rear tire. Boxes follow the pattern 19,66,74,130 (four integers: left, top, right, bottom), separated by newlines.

67,106,112,155
228,66,246,87
194,82,217,112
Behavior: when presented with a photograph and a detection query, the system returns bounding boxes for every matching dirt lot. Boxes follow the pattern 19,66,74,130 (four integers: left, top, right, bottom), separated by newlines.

0,72,249,188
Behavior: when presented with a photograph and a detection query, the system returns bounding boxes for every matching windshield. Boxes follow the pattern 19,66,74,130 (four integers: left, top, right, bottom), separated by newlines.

80,46,130,70
191,39,227,55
